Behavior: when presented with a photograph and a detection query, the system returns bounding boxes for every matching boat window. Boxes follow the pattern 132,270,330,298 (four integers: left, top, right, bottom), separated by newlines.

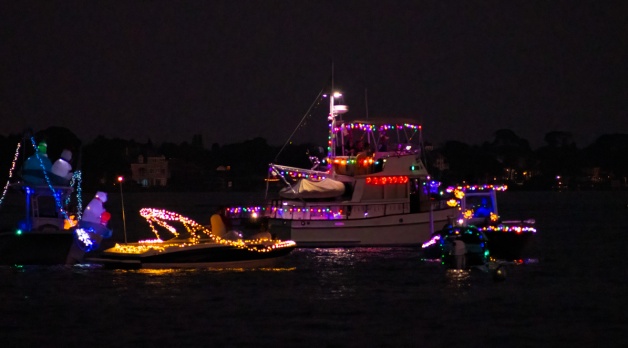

36,196,60,218
466,196,494,217
362,184,384,200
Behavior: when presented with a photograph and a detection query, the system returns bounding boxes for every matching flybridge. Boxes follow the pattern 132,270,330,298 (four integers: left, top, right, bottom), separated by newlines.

331,119,424,159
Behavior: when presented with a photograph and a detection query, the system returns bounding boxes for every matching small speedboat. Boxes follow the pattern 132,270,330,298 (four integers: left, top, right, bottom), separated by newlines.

91,238,296,269
89,208,296,269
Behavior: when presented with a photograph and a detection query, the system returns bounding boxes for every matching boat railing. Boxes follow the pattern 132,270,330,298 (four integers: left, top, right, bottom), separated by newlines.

229,199,452,221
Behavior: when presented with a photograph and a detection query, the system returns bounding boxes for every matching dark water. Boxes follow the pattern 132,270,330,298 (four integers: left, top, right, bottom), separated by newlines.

2,191,628,347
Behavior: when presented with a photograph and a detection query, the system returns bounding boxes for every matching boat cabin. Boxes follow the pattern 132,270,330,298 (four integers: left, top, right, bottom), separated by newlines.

10,183,74,232
450,185,504,227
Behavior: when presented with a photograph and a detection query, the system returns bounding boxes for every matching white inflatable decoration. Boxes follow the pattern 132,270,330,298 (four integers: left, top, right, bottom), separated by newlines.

72,191,112,256
83,191,108,224
51,149,73,180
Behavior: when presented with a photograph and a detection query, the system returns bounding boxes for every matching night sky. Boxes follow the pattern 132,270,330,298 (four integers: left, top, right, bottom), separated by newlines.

1,1,626,149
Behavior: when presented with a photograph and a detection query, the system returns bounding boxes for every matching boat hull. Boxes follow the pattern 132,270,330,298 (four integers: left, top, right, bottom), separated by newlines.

90,243,297,269
267,209,455,247
0,231,75,265
484,231,535,261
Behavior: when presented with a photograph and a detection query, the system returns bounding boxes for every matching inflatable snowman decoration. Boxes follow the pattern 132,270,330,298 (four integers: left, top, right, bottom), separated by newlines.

51,149,73,184
79,191,112,239
68,191,113,263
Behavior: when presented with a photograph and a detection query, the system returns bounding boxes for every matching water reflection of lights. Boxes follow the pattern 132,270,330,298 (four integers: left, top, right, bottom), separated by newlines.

135,268,194,275
204,267,297,272
446,268,471,279
112,267,296,274
421,258,442,263
445,269,472,291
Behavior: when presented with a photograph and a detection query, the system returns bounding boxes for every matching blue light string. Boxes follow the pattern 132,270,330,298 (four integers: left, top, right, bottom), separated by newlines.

29,137,69,221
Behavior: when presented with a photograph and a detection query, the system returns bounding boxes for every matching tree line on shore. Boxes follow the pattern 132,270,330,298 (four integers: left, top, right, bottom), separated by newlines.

1,127,627,192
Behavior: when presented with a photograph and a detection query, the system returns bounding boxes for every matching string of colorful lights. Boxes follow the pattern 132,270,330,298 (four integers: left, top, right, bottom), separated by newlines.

446,184,508,193
334,122,421,133
274,168,328,181
479,225,537,234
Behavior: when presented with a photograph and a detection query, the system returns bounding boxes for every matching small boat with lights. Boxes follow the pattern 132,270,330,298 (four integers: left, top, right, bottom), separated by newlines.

0,134,110,265
0,183,78,265
89,208,296,269
442,184,536,261
226,87,457,247
421,224,490,268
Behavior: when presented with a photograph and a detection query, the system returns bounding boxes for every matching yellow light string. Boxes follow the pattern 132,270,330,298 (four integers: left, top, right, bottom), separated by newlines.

109,208,295,255
0,142,21,208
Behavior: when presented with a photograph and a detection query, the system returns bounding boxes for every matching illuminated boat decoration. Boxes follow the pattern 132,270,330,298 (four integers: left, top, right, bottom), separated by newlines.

226,87,457,247
89,208,296,269
0,134,108,265
444,184,537,261
421,224,490,268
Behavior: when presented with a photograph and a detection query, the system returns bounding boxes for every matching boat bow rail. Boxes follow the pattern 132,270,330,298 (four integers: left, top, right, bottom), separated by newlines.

228,198,452,221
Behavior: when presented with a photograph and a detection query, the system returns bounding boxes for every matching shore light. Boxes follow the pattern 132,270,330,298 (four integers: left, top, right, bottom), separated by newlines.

118,176,128,244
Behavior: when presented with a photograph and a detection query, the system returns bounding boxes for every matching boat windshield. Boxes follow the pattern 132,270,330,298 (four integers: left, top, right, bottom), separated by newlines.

465,195,495,217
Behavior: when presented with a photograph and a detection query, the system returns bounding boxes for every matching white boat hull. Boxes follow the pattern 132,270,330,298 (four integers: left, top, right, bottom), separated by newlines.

269,208,455,247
